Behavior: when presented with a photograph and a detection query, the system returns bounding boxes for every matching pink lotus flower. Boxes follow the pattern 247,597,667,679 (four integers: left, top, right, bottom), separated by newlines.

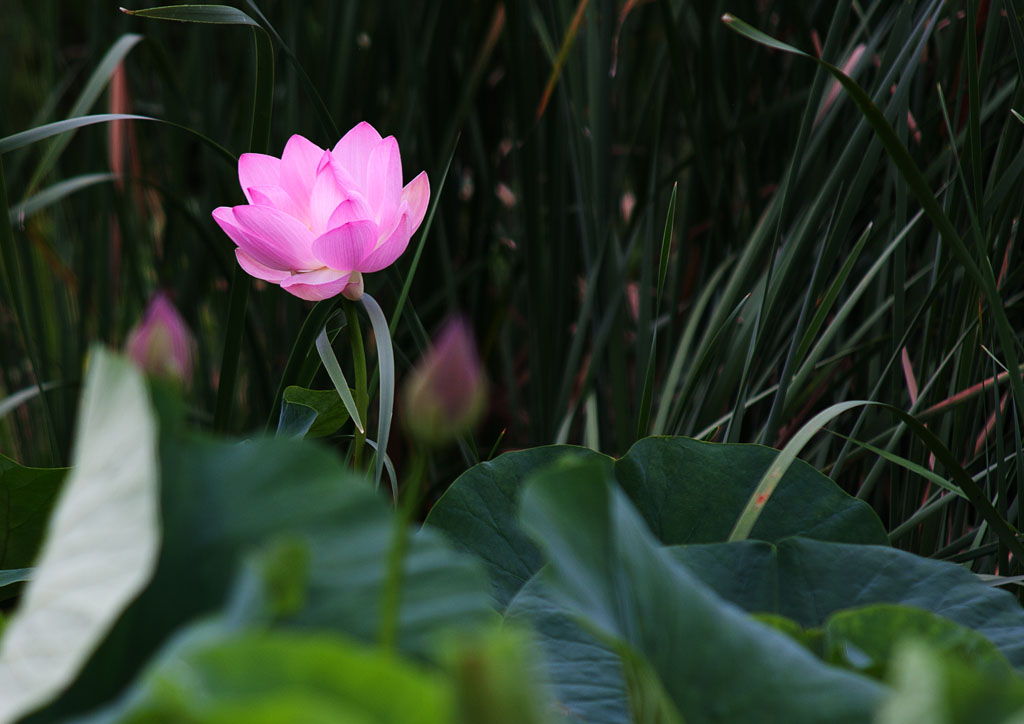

212,123,429,301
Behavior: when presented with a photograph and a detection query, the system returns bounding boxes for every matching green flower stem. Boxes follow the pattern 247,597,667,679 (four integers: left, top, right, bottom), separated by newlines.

379,449,427,651
344,300,368,470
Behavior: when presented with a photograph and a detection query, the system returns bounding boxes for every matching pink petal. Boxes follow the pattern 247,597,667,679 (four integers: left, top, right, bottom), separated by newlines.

246,184,306,222
358,212,410,273
235,249,291,283
325,159,359,192
365,136,402,223
214,206,296,271
311,220,378,271
326,196,374,230
308,155,349,236
281,268,352,301
401,171,430,233
238,153,280,203
279,134,325,210
332,121,383,188
232,205,319,269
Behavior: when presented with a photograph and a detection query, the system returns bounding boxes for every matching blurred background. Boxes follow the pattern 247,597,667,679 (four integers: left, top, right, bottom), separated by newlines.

4,1,1024,568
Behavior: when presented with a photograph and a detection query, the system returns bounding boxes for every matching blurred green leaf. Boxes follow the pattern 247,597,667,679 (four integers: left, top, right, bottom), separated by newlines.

445,628,552,724
0,568,32,588
27,410,493,721
80,624,454,724
878,640,1024,724
0,349,160,723
822,604,1012,680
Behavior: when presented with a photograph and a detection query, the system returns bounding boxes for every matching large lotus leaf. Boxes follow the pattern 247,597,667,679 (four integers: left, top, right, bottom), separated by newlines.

426,446,610,610
427,437,885,611
0,454,65,570
77,624,454,724
614,436,887,546
670,538,1024,667
24,409,492,722
504,572,630,724
519,457,884,724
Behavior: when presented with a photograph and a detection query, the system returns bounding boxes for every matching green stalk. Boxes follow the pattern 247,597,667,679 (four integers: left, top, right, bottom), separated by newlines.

379,449,427,651
345,300,368,470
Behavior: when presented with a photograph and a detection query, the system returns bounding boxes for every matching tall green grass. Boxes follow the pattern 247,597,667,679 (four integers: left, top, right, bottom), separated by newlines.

3,1,1024,574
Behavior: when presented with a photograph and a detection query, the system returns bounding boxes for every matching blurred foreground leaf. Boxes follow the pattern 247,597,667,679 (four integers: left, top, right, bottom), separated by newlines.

25,383,493,722
878,640,1024,724
0,350,160,723
79,624,453,724
822,604,1011,680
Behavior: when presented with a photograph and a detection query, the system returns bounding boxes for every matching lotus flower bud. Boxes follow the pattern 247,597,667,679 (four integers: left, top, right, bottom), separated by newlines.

403,316,487,446
125,293,195,385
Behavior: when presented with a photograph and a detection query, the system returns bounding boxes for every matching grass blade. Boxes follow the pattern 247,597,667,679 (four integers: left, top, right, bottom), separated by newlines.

728,399,1024,565
636,183,676,438
315,327,364,435
361,294,394,491
0,114,236,165
120,4,259,25
9,173,117,224
722,12,1024,448
22,34,142,199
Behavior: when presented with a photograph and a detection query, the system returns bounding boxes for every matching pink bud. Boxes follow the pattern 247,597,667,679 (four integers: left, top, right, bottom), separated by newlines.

403,316,487,446
126,293,195,384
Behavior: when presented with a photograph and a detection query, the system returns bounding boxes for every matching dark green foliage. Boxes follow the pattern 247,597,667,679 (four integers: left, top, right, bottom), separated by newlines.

427,436,885,609
0,455,64,570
